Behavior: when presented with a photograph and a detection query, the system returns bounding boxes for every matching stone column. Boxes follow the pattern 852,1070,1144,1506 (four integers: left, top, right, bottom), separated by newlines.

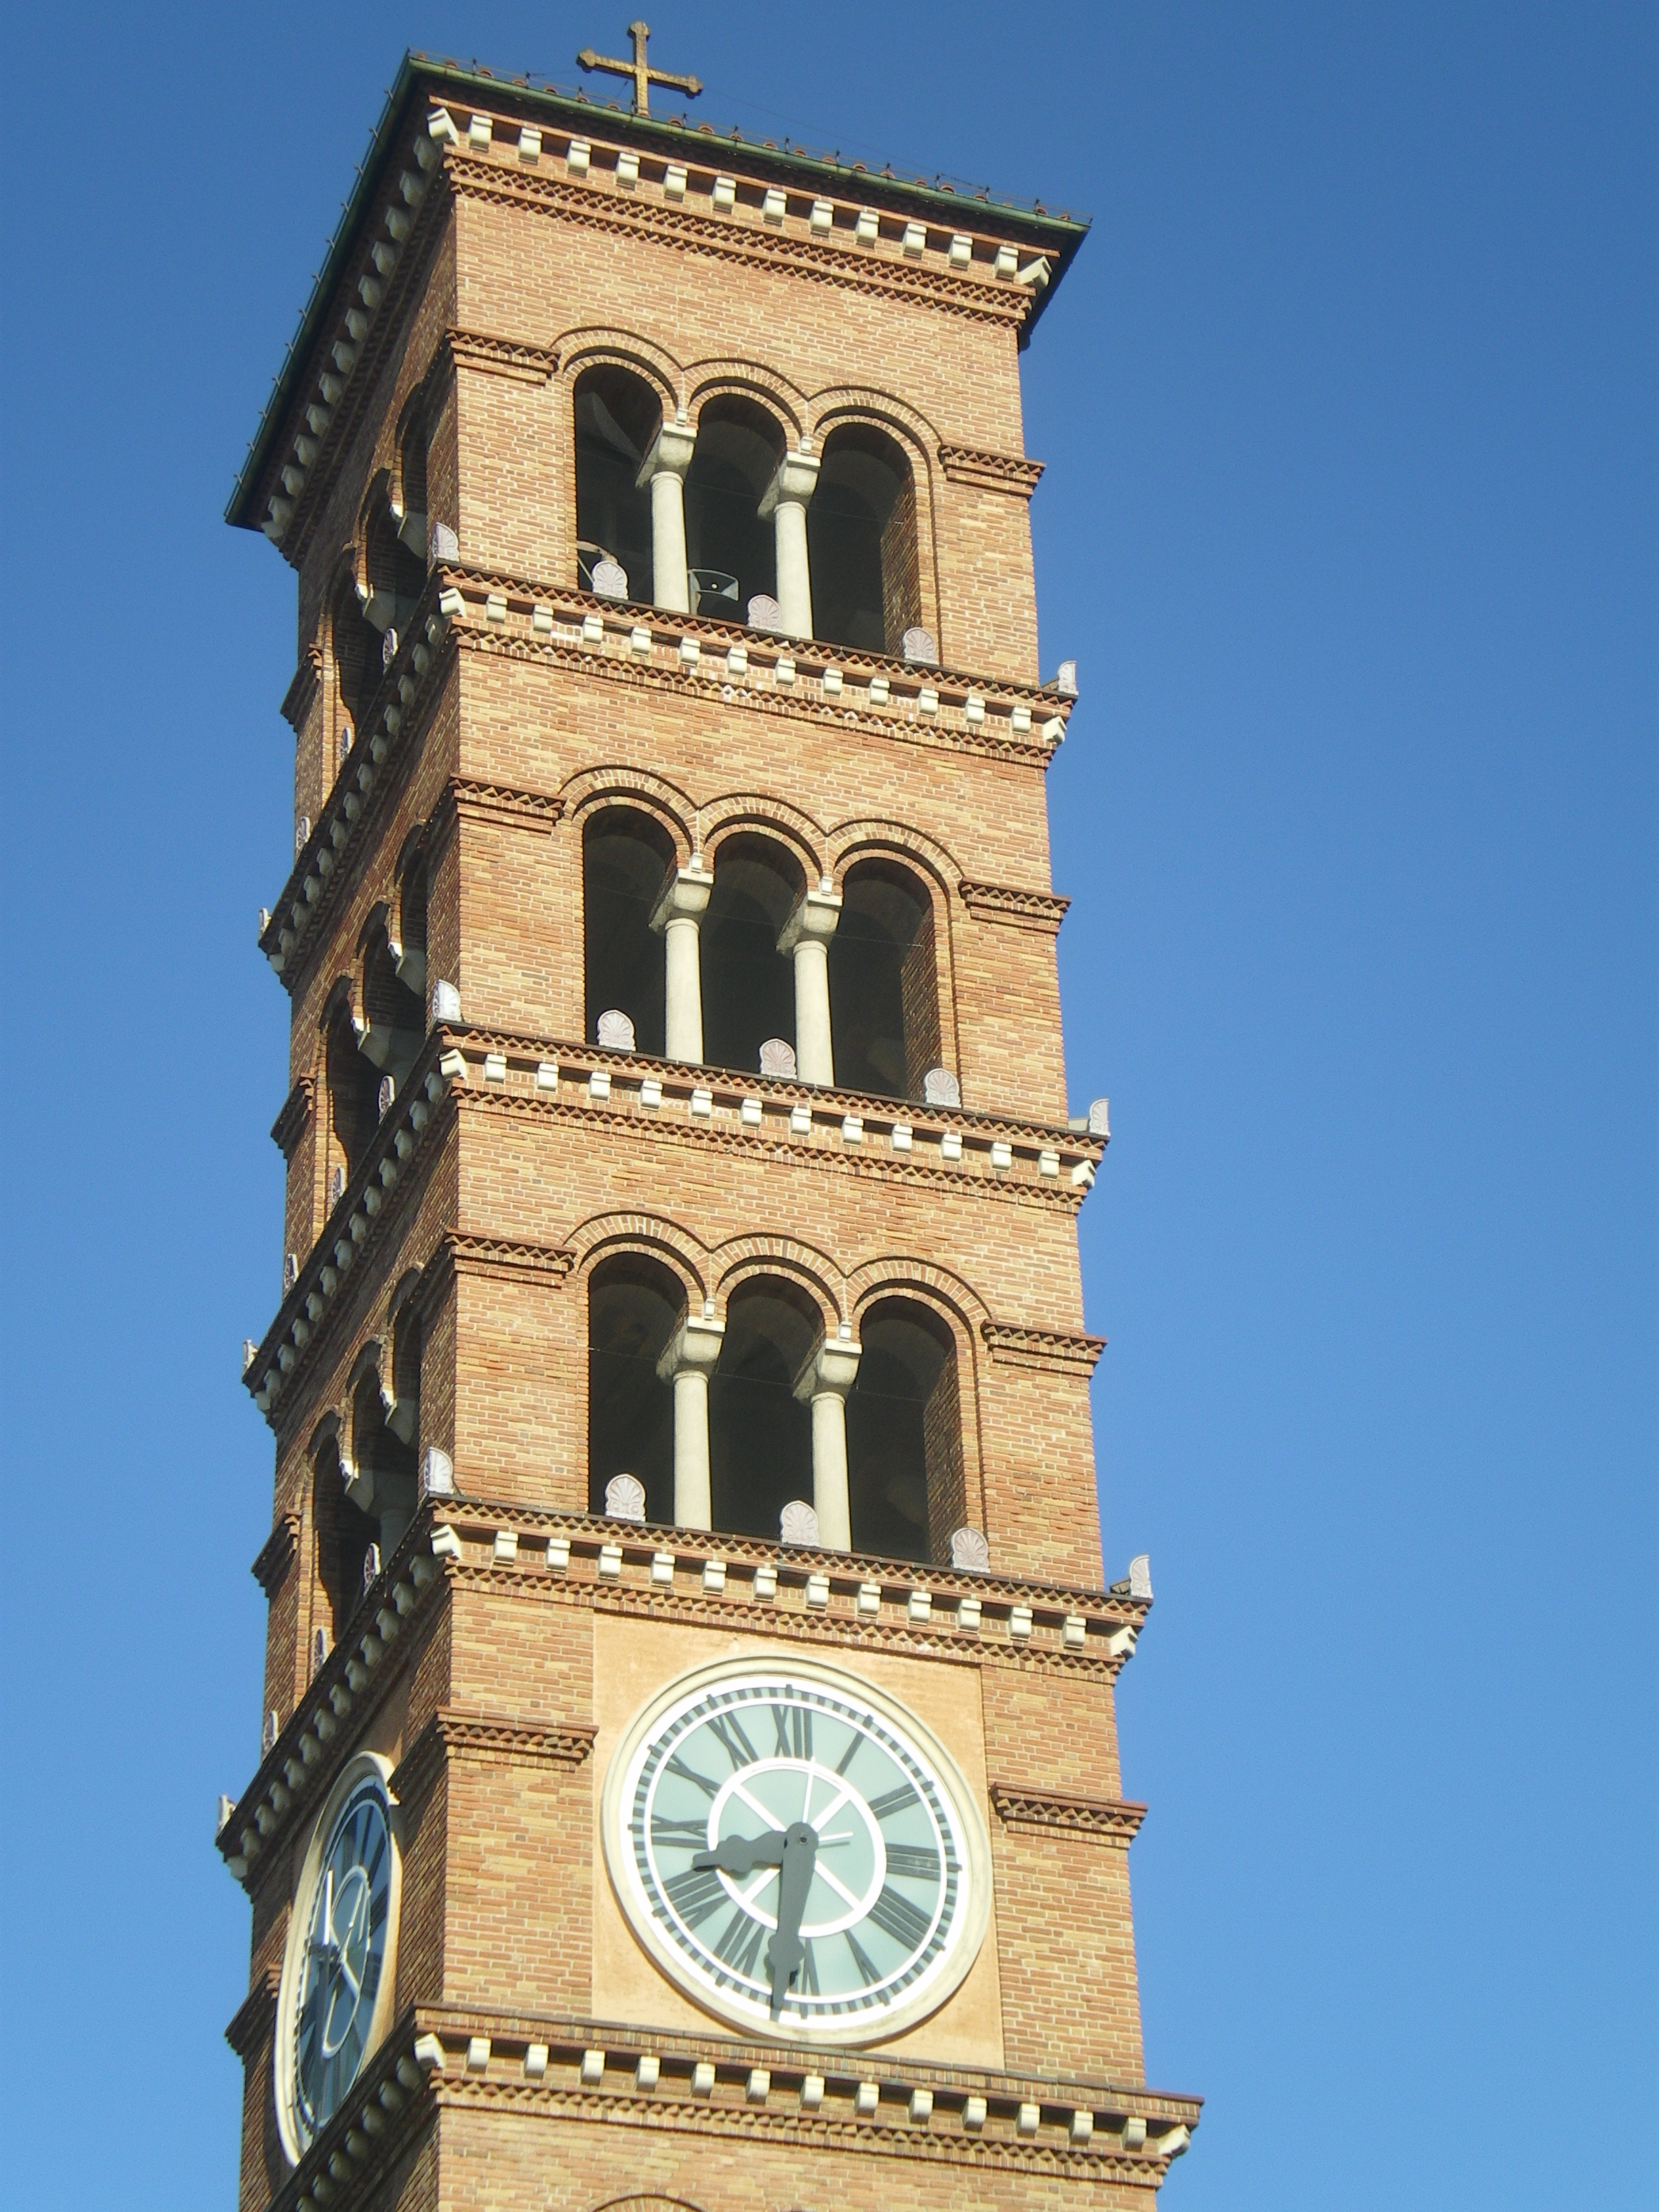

649,863,714,1063
778,884,842,1085
656,1308,725,1531
793,1332,862,1551
636,417,697,615
758,446,821,640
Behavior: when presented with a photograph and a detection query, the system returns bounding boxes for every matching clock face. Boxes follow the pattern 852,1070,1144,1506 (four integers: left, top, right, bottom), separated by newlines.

274,1755,402,2164
602,1656,990,2043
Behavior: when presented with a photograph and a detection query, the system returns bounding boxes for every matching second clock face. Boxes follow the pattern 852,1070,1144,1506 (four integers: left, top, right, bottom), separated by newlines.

602,1656,990,2043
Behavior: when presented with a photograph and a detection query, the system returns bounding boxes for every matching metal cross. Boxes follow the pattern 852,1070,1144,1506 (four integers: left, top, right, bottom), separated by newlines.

575,20,703,117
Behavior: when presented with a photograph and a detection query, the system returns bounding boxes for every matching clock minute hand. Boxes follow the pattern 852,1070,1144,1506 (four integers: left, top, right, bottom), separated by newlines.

766,1822,818,2020
691,1829,788,1879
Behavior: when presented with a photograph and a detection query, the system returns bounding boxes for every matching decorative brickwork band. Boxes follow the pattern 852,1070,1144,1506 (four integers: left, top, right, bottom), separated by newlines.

251,1511,302,1597
990,1786,1148,1845
223,1962,281,2061
445,327,559,384
958,880,1072,934
441,1232,577,1289
440,775,566,836
937,444,1047,497
269,1076,314,1160
980,1323,1106,1372
392,1708,596,1807
444,150,1033,335
280,643,322,732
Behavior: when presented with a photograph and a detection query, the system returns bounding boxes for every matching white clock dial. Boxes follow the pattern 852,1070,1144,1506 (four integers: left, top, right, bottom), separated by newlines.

274,1754,403,2164
602,1656,990,2043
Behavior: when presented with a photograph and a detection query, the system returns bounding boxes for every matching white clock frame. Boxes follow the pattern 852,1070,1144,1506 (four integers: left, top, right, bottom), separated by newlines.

601,1651,992,2045
273,1750,404,2165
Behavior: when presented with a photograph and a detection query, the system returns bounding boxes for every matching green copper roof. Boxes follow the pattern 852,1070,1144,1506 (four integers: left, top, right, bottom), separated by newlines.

227,51,1089,530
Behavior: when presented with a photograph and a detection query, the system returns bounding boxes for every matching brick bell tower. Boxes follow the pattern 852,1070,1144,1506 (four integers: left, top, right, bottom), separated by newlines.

222,36,1199,2212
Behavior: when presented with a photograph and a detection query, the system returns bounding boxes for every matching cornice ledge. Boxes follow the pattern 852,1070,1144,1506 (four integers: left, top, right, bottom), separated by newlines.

281,644,323,733
270,1074,315,1160
251,1511,302,1597
266,2004,432,2212
990,1785,1147,1845
981,1322,1105,1372
958,880,1071,933
247,1040,459,1431
276,165,451,568
938,444,1046,497
260,567,458,994
443,150,1033,334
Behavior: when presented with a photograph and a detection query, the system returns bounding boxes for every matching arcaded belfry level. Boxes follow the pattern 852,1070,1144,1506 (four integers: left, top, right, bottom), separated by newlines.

220,41,1199,2212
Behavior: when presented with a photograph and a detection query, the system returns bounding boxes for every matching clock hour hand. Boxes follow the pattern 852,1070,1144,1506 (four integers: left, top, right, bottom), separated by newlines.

766,1822,818,2019
691,1828,788,1878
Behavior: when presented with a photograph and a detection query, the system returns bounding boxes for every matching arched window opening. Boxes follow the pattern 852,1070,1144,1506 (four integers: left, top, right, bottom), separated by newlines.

574,366,661,602
388,1305,423,1447
588,1256,680,1523
708,1280,817,1540
363,504,426,642
395,856,428,1000
584,808,674,1057
330,572,378,748
352,1367,418,1557
807,426,921,654
846,1300,962,1563
313,1433,380,1645
683,398,785,621
361,925,424,1092
827,861,940,1101
325,1000,380,1180
397,408,429,560
701,836,803,1075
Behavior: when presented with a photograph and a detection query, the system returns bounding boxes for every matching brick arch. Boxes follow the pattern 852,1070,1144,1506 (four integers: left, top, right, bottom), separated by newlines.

320,968,364,1036
710,1235,845,1328
591,2198,710,2211
846,1255,992,1334
825,821,964,1090
804,382,945,459
826,815,964,893
844,1259,991,1540
559,763,698,863
683,359,807,441
553,325,685,419
804,386,945,647
567,1211,710,1304
701,792,827,879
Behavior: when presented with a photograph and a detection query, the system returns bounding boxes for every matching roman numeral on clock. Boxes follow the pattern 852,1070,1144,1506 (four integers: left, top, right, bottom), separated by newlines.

665,1754,720,1799
883,1843,941,1881
869,1783,921,1822
651,1818,712,1847
664,1864,728,1925
712,1905,770,1978
868,1883,933,1949
772,1703,813,1759
706,1713,759,1769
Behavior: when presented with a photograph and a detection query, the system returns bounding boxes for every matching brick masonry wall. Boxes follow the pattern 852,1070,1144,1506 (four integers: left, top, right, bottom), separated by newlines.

232,79,1168,2212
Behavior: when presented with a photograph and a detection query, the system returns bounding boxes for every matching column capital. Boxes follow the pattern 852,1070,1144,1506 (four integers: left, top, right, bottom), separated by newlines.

759,447,821,518
649,863,714,932
777,885,842,954
793,1332,861,1403
636,417,697,487
657,1309,725,1382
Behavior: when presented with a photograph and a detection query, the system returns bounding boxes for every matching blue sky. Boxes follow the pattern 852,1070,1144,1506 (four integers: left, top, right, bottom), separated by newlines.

0,5,1651,2206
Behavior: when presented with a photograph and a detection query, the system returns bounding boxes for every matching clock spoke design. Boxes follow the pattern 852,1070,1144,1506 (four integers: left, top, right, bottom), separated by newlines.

283,1768,398,2156
617,1664,984,2041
